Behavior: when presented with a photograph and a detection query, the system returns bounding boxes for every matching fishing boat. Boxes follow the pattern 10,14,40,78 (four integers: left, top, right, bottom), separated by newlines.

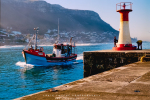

22,27,77,66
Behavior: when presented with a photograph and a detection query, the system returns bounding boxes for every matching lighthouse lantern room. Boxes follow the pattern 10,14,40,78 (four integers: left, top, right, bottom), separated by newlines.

113,2,136,50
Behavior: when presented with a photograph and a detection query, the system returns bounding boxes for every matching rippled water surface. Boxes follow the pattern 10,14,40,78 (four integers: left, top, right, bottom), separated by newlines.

0,43,150,99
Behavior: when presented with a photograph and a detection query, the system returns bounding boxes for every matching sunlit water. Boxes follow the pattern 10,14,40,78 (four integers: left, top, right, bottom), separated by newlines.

0,43,150,100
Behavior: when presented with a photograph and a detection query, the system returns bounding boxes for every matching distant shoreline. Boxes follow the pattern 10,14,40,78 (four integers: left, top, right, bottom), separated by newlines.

0,41,149,47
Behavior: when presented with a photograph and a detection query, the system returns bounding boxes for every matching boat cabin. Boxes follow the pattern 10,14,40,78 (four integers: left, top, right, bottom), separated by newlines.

53,43,75,57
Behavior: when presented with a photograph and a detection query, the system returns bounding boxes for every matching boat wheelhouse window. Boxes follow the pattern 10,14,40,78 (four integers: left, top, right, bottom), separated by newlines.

57,45,61,49
61,46,65,54
54,45,61,49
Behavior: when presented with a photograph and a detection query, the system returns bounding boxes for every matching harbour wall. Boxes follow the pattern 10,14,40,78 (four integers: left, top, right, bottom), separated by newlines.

15,61,150,100
84,49,150,77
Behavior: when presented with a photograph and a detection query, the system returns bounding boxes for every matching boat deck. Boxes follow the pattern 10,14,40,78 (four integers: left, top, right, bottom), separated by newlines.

46,54,52,57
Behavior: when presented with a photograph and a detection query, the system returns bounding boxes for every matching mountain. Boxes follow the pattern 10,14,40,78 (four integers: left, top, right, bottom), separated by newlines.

1,0,119,43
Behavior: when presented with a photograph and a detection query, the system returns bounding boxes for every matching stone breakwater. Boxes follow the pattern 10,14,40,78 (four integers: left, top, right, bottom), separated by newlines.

15,61,150,100
84,49,150,77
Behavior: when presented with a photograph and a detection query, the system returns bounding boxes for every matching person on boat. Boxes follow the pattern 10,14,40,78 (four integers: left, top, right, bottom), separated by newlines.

136,40,142,50
114,36,118,47
61,44,64,54
69,46,72,56
28,45,33,51
67,44,70,56
31,45,33,49
68,47,71,56
54,43,57,49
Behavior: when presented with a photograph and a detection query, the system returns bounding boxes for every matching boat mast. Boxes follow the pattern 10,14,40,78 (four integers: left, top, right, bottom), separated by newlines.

70,37,73,45
74,42,75,54
34,27,39,50
0,0,1,30
57,18,59,44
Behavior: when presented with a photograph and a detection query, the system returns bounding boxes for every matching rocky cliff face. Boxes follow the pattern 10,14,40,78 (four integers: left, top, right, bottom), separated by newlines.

1,0,119,43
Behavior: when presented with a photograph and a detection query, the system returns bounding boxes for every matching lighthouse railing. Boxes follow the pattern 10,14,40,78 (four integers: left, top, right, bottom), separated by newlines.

116,2,133,11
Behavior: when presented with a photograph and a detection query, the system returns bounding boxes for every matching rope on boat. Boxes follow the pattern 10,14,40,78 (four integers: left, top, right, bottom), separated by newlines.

24,34,35,50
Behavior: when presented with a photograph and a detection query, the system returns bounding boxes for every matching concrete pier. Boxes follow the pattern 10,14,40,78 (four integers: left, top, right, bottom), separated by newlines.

84,49,150,77
15,61,150,100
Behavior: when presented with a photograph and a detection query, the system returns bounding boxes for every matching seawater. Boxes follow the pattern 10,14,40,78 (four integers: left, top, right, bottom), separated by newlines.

0,43,150,100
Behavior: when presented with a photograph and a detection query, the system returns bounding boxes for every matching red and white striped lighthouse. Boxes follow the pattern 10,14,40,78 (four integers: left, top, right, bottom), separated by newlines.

113,2,136,50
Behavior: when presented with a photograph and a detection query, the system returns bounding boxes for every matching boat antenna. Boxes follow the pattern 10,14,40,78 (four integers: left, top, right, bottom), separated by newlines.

34,27,39,50
70,37,73,45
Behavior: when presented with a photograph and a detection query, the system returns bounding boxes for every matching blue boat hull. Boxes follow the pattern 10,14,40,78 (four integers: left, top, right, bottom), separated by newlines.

23,51,76,66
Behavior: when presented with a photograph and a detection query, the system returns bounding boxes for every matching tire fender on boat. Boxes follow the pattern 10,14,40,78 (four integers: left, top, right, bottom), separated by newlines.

40,47,43,52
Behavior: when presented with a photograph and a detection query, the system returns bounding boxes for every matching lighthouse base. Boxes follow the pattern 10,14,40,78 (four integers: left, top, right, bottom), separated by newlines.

113,46,136,50
113,44,136,51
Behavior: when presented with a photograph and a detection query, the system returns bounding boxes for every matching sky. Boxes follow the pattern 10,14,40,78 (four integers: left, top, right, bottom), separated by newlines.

44,0,150,41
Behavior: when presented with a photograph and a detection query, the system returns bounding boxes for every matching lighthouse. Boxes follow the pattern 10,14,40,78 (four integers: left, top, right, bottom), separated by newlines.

113,2,136,50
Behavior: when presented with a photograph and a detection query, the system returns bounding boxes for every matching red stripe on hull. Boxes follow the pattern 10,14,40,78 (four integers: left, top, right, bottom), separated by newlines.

24,50,45,57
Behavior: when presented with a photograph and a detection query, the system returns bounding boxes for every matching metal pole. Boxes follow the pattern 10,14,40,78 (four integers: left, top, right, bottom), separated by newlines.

74,42,75,54
34,27,39,50
35,29,37,49
0,0,1,30
57,18,59,43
